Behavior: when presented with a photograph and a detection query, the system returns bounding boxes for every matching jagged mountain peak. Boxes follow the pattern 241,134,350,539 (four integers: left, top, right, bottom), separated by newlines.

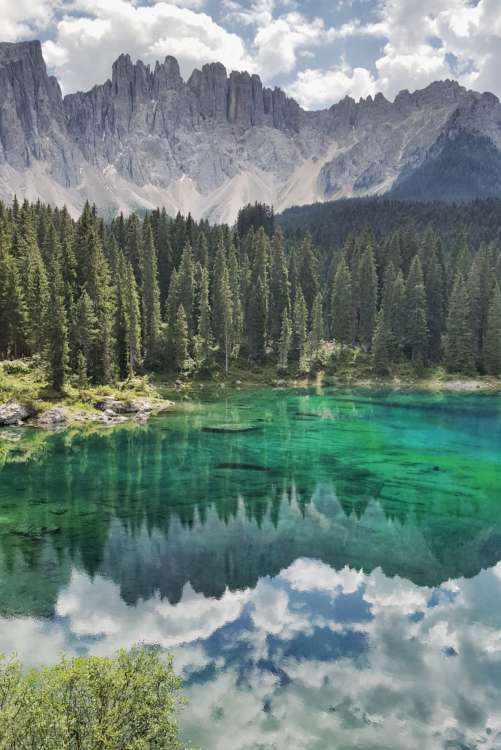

1,39,501,222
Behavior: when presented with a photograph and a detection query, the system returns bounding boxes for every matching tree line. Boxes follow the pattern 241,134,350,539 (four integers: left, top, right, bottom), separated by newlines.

0,197,501,388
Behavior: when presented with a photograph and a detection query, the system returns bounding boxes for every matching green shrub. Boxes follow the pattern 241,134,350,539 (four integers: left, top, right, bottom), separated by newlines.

0,647,185,750
1,360,32,375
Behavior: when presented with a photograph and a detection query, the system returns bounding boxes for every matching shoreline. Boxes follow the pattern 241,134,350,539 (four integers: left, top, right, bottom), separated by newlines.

1,374,501,432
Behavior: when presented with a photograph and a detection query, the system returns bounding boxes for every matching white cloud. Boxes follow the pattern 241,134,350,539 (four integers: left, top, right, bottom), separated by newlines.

288,63,377,109
0,0,57,41
42,0,254,93
253,11,325,77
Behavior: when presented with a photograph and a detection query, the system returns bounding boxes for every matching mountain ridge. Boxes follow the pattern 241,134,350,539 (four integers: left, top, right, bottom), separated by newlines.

1,40,501,221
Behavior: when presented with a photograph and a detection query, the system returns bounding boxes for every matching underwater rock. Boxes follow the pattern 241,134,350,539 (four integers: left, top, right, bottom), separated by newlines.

202,424,262,434
11,525,61,541
0,400,35,426
216,462,269,472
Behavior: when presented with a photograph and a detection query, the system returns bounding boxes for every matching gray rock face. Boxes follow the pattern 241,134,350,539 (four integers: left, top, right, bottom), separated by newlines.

1,40,501,221
0,400,35,426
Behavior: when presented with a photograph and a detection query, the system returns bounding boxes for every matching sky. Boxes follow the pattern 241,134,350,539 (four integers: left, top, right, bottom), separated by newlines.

1,0,501,109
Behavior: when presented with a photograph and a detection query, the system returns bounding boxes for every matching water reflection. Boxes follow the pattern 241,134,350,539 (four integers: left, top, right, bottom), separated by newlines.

0,388,501,749
1,555,501,750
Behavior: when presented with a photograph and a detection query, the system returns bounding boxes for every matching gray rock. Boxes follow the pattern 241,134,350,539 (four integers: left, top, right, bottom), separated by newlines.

0,400,34,426
1,41,500,221
37,407,68,428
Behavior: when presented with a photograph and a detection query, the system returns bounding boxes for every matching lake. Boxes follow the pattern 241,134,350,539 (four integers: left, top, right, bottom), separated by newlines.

1,387,501,749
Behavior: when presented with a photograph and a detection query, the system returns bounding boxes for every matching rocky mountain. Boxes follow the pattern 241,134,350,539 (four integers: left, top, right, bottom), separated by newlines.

2,39,501,222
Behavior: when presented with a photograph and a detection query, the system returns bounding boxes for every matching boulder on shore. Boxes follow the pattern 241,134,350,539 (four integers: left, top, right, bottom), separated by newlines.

0,400,35,426
37,407,69,428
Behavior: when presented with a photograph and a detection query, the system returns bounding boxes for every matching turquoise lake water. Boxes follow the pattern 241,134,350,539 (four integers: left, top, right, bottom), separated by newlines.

1,387,501,749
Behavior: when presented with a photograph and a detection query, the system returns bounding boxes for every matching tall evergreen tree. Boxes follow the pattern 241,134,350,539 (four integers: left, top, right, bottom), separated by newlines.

292,287,308,362
45,256,69,391
404,256,428,367
331,258,353,345
278,310,292,372
269,230,290,348
310,291,324,353
444,274,475,374
358,244,377,349
483,284,501,375
141,226,162,366
197,266,212,361
372,309,390,376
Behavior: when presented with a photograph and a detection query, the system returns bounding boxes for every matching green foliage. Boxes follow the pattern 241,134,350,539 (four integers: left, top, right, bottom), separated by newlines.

444,274,476,374
483,284,501,375
0,196,500,387
0,648,184,750
372,309,390,376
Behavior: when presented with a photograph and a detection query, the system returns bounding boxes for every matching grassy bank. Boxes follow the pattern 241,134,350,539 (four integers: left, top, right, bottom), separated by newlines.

1,351,500,427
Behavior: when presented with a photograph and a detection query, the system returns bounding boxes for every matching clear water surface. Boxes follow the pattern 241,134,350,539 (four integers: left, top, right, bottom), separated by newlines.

1,387,501,750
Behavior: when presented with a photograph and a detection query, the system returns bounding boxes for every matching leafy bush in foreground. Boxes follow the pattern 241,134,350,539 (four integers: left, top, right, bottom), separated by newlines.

0,647,185,750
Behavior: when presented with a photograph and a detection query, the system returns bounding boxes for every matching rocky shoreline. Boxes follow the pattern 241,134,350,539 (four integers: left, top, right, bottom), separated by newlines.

0,397,175,429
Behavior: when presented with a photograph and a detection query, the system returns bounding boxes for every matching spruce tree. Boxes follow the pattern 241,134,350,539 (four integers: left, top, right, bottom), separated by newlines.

198,266,212,361
310,291,324,353
173,305,189,372
331,258,353,345
247,229,269,360
177,242,195,334
404,256,428,367
74,291,98,379
444,274,476,374
483,284,501,375
269,229,290,348
372,309,390,376
212,241,233,373
124,261,142,377
358,244,378,349
298,234,319,311
292,287,308,362
278,310,292,372
141,226,162,366
45,256,69,391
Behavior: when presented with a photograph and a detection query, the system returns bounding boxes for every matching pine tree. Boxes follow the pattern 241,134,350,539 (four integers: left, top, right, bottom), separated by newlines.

278,311,292,372
298,234,319,311
331,258,353,345
1,255,28,358
388,271,406,357
269,229,290,348
74,291,98,378
444,274,476,374
292,287,308,362
198,266,212,361
212,241,233,373
483,284,501,375
372,309,390,376
141,226,162,366
177,242,195,334
422,244,445,363
310,291,324,353
247,229,269,360
358,244,378,349
76,350,89,389
404,256,428,367
23,229,49,354
45,256,69,391
173,305,189,372
124,261,142,377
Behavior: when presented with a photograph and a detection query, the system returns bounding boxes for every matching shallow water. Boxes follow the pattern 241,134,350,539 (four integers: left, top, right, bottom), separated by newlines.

1,387,501,749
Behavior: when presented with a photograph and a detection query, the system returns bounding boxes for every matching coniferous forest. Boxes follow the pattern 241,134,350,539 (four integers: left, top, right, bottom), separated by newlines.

1,196,501,391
